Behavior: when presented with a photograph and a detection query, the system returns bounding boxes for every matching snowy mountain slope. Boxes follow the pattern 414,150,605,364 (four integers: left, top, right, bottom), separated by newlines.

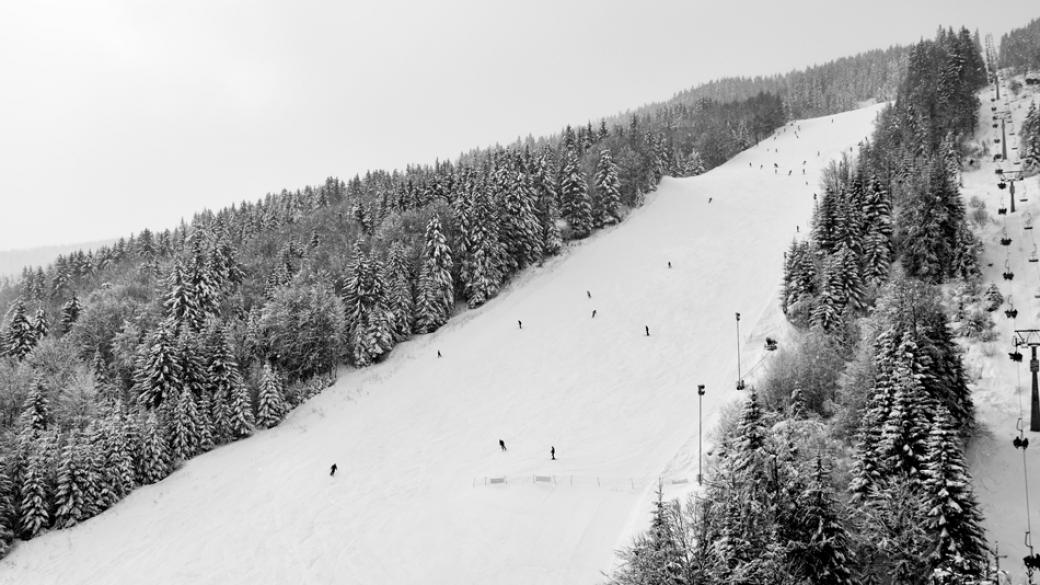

0,104,885,585
962,78,1040,585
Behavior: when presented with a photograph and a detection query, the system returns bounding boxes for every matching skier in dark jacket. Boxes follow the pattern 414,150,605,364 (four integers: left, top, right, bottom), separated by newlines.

499,439,507,452
330,463,338,477
551,446,556,460
645,325,650,336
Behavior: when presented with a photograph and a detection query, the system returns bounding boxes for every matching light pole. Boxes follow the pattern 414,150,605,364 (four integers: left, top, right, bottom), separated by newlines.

697,384,705,485
735,312,745,390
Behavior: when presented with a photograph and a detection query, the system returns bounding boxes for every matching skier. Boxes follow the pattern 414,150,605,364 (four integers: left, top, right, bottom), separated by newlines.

517,320,522,329
667,261,672,269
499,439,507,452
708,197,712,204
787,170,792,176
551,446,556,460
645,325,650,336
796,225,799,233
330,463,338,477
587,290,591,299
592,309,597,318
437,350,442,358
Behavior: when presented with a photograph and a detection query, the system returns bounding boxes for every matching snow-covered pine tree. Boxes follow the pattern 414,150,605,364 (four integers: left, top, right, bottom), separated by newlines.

496,152,543,274
19,377,51,433
19,447,50,538
559,148,593,238
532,149,563,256
788,457,854,585
31,308,48,341
921,408,987,578
60,293,82,334
135,319,183,409
164,260,202,333
384,241,416,340
876,333,933,483
4,299,37,360
139,412,171,484
256,363,287,429
0,459,13,556
415,216,455,333
593,148,622,227
169,385,200,462
53,431,101,529
458,172,504,308
343,242,395,367
206,328,241,443
227,374,255,439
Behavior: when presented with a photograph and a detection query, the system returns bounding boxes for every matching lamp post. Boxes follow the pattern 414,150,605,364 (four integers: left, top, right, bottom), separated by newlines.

697,384,706,485
735,312,745,390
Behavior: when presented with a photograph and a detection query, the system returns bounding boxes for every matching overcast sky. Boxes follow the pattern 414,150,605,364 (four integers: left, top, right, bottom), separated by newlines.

0,0,1035,250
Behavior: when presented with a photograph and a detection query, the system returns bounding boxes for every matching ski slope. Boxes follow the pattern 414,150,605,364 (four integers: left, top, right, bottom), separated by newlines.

0,104,885,585
962,77,1040,585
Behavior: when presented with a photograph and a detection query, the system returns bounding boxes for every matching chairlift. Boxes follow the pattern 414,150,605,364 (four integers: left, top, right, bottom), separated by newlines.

999,180,1008,189
995,138,1002,144
1029,243,1038,263
994,123,999,129
1001,230,1013,245
1003,258,1015,280
1006,305,1019,319
1026,212,1033,230
736,379,746,391
1011,347,1025,362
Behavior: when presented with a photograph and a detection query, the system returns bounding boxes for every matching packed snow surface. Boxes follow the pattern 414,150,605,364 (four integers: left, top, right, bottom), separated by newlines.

0,104,884,585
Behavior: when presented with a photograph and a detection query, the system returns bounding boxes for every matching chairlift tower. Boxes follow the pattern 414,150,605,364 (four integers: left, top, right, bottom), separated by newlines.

1013,329,1040,432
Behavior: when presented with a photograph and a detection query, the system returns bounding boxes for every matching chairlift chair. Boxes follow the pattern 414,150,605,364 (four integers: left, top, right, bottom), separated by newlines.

1001,230,1013,245
1003,259,1015,280
1029,243,1038,263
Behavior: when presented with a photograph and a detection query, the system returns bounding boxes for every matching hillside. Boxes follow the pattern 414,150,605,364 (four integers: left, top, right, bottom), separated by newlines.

0,104,885,585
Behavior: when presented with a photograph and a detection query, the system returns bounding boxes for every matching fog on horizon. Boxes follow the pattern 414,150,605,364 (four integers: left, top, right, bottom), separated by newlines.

0,0,1034,251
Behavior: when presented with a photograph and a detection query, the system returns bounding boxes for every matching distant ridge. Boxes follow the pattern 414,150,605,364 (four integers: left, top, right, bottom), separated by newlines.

0,239,116,279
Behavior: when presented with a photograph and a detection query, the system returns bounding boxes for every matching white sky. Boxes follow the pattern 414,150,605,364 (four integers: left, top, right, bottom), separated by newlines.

0,0,1035,250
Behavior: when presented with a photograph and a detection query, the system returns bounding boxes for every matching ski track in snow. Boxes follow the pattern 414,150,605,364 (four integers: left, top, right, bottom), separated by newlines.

963,79,1040,585
0,104,884,585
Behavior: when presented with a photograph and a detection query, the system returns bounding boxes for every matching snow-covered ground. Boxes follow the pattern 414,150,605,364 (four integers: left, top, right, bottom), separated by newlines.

963,77,1040,585
0,104,884,585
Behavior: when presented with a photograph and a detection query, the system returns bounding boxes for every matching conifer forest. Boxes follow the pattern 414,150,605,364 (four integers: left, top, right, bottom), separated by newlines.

3,7,1040,585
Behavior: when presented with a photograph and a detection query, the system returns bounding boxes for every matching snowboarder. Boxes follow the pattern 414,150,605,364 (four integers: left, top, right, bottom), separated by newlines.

645,325,650,336
592,309,597,318
551,446,556,460
437,350,442,358
499,439,507,452
330,463,338,477
517,320,522,329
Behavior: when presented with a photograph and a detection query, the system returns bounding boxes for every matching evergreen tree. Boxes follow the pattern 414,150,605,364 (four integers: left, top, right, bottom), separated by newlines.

876,333,933,483
227,375,255,439
53,431,99,529
135,319,183,409
384,241,416,341
922,409,987,575
4,299,37,360
342,242,395,367
60,294,82,334
0,459,14,556
169,387,200,462
788,458,854,585
559,148,593,238
139,412,171,484
532,150,563,256
31,308,49,341
457,174,503,308
256,363,286,429
593,148,623,227
498,159,543,273
164,260,202,332
415,216,455,333
19,448,50,538
19,378,51,432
